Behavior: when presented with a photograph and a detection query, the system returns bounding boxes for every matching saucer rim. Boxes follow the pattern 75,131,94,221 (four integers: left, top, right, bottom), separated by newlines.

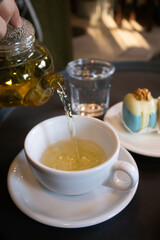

7,147,138,228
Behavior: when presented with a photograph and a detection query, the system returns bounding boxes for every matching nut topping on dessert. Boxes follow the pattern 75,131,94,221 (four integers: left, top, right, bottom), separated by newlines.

133,88,152,101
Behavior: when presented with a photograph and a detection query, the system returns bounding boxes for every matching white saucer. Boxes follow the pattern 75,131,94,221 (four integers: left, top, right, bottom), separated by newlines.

7,147,138,228
104,102,160,158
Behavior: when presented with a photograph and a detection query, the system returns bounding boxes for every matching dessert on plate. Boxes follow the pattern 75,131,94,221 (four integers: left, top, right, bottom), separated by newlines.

123,88,157,132
157,97,160,129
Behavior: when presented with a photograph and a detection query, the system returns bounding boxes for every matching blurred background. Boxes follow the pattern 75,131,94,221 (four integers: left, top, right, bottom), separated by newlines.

17,0,160,71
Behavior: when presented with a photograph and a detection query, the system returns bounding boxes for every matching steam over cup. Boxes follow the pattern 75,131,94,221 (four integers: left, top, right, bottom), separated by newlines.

24,115,139,195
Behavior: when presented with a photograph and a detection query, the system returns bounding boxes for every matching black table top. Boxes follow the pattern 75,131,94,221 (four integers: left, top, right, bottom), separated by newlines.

0,61,160,240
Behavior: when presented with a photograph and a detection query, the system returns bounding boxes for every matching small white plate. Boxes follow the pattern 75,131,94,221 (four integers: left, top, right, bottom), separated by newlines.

7,147,138,228
104,102,160,158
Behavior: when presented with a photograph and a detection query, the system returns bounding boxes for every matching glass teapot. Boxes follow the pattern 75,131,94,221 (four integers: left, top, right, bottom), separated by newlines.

0,18,64,107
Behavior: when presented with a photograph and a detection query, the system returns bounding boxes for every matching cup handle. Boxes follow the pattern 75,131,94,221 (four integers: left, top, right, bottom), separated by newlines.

112,161,139,190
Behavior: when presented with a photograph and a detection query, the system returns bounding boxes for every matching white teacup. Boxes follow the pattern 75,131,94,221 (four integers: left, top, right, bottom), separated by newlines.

24,115,139,195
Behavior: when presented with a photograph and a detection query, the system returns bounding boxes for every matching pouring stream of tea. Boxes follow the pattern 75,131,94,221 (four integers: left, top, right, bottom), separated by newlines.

56,81,80,160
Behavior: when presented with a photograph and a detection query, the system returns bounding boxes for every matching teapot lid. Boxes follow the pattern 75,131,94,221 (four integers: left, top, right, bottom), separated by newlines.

0,18,35,53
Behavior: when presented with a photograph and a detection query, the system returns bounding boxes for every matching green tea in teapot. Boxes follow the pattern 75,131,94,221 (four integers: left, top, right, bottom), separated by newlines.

0,18,64,107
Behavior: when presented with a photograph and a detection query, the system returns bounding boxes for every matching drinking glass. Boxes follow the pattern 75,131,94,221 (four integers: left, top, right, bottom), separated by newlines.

66,58,115,117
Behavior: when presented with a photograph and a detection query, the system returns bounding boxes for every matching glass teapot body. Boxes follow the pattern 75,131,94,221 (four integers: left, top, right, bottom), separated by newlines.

0,19,64,107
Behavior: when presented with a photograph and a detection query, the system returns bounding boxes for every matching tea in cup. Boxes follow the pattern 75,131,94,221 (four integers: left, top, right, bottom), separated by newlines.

24,115,138,195
39,138,107,171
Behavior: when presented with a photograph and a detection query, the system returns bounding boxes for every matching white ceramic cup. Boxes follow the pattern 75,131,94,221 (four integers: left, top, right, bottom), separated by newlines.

24,115,139,195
